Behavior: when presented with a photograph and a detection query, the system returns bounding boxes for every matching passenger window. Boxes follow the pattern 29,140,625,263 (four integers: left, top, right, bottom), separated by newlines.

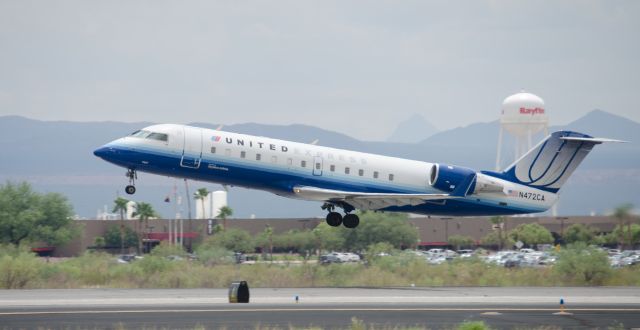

345,167,350,174
389,174,394,181
301,160,307,168
256,154,261,161
330,165,335,172
240,151,246,158
358,169,364,176
315,162,321,170
373,171,379,179
211,147,216,154
287,158,293,166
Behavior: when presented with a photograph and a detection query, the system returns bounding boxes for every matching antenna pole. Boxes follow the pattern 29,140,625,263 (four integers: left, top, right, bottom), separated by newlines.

184,179,192,251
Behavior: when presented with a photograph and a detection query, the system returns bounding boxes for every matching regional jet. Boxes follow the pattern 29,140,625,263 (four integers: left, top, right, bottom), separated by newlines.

94,125,620,228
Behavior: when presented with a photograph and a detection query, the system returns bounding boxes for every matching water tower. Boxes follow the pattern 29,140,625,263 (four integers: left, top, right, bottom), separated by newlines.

495,91,549,171
196,190,228,219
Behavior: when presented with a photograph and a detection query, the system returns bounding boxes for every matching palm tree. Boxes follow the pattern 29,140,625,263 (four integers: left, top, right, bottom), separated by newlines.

112,197,129,254
216,206,233,231
614,203,633,249
490,216,505,250
194,188,210,220
263,225,274,262
132,202,158,253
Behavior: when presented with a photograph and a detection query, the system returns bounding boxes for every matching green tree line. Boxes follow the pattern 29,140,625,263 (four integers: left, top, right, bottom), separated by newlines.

198,211,419,256
0,182,78,247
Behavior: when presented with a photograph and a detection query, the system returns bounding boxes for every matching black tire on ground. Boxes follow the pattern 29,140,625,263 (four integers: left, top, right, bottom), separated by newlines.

343,213,360,228
326,212,343,227
125,185,136,195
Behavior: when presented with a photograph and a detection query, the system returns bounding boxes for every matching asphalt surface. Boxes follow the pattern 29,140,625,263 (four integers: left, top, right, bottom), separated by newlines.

1,287,639,329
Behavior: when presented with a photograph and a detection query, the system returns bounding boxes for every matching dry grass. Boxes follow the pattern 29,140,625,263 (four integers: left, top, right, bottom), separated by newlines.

1,250,639,289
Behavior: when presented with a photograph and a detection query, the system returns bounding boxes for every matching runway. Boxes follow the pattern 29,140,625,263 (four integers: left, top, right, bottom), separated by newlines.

1,287,639,329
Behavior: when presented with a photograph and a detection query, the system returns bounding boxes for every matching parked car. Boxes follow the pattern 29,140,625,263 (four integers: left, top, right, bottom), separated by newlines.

320,252,348,264
457,249,474,258
116,254,142,264
342,252,361,262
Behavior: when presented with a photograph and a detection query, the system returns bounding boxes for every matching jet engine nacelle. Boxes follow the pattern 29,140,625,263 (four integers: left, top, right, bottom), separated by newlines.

429,163,477,193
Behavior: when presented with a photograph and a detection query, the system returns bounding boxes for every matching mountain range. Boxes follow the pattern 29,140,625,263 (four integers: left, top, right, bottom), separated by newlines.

386,114,439,143
1,110,637,218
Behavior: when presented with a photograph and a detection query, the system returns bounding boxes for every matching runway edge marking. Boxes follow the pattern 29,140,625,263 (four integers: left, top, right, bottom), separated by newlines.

2,307,640,316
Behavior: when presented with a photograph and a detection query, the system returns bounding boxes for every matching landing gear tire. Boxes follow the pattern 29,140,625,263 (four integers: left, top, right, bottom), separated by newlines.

343,213,360,229
326,212,343,227
125,185,136,195
125,168,137,195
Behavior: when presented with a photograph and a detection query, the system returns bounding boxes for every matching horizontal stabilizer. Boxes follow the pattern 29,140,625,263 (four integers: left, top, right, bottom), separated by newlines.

560,136,627,144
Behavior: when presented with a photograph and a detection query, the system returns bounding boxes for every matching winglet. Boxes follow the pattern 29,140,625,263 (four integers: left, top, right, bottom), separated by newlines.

450,173,476,197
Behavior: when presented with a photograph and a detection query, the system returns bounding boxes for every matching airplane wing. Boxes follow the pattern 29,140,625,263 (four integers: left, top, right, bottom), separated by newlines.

293,173,476,210
292,186,454,211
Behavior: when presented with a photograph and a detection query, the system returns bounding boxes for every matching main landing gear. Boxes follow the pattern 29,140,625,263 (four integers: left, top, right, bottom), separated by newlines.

125,168,137,195
322,203,360,229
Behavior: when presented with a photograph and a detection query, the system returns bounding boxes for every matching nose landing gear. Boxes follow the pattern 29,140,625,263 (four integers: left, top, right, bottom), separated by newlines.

125,169,137,195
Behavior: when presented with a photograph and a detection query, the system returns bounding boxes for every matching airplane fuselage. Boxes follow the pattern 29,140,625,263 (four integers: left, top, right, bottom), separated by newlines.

95,124,557,217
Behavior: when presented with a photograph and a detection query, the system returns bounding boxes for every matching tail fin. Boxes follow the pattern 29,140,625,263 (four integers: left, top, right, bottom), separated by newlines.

486,131,624,193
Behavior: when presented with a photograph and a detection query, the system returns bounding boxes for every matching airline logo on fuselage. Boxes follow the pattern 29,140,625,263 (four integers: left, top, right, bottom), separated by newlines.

212,135,289,152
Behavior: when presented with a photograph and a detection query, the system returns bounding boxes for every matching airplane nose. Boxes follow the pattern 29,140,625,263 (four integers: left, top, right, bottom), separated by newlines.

93,146,113,158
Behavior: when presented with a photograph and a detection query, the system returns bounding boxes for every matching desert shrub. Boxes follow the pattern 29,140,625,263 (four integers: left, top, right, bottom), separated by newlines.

448,235,476,250
150,241,187,257
509,223,554,247
195,245,234,266
563,224,598,244
200,228,254,253
0,246,42,288
56,252,113,286
553,242,611,285
134,255,176,275
104,225,138,248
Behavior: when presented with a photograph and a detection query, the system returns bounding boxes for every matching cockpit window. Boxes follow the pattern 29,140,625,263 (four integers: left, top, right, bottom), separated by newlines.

146,132,169,142
130,130,151,138
129,129,168,142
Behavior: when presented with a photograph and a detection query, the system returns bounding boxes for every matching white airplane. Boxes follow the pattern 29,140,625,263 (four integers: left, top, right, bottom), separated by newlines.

94,125,620,228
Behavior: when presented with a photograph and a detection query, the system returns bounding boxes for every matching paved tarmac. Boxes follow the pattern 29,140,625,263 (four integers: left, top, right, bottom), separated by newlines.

1,287,639,329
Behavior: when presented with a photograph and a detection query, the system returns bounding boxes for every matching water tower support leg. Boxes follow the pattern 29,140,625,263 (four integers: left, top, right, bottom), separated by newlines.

496,126,503,171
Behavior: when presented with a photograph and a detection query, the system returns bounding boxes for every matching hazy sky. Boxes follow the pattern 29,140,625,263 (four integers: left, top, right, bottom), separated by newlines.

1,1,638,140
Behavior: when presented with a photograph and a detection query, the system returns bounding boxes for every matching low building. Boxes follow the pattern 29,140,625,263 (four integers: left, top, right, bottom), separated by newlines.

53,216,619,257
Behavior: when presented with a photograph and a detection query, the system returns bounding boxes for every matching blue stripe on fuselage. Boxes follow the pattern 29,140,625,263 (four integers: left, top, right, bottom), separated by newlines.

99,143,545,216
